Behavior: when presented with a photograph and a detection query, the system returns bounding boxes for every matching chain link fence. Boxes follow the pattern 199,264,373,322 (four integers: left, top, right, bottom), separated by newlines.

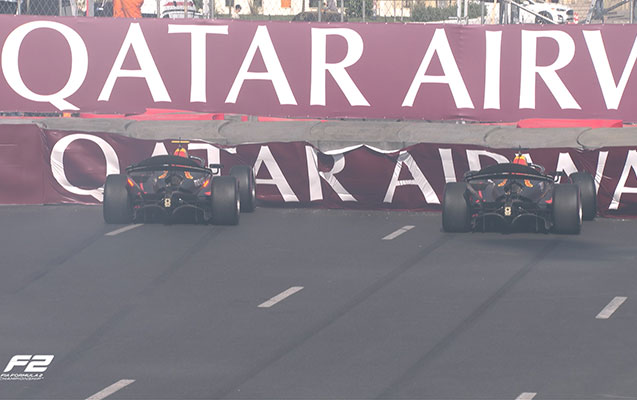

0,0,634,22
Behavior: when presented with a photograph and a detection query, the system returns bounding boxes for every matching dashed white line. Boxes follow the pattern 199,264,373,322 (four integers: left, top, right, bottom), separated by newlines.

516,393,537,400
86,379,135,400
596,296,628,319
105,224,143,236
258,286,304,308
382,225,415,240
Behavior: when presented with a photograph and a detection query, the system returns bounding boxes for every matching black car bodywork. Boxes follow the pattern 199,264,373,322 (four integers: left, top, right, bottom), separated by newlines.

103,155,255,225
442,162,596,234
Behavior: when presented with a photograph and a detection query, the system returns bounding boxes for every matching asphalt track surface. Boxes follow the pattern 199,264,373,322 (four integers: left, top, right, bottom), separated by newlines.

1,205,636,400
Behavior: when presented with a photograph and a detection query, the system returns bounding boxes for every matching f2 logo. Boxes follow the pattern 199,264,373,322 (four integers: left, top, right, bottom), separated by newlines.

4,355,54,373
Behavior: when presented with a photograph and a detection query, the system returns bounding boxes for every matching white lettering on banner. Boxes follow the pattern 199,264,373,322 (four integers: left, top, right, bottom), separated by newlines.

555,152,578,177
98,23,170,103
484,30,502,110
305,146,356,202
384,151,440,204
610,149,637,210
253,146,299,202
187,143,237,175
519,30,580,110
438,148,457,183
466,149,509,171
188,143,220,165
522,153,534,164
583,31,637,110
402,28,474,109
168,25,229,103
226,25,296,105
50,134,120,202
595,151,609,194
310,28,369,107
1,21,88,111
151,142,169,156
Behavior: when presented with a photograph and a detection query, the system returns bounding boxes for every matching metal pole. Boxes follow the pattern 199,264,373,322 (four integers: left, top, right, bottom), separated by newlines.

16,0,21,14
631,0,634,23
362,0,365,21
184,0,188,18
457,0,460,20
156,0,160,17
340,0,344,21
481,0,484,23
210,0,214,17
318,0,322,21
463,0,467,20
498,0,502,23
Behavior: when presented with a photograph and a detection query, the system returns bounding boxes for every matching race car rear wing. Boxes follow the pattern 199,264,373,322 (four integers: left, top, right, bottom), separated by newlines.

465,171,555,183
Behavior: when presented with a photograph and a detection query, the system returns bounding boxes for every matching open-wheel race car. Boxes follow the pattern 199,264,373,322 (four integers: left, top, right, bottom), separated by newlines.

442,155,596,234
103,147,256,225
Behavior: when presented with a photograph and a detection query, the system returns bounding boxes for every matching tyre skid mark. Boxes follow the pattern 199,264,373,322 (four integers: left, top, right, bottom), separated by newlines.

210,234,455,399
10,229,109,295
377,239,561,398
18,227,223,400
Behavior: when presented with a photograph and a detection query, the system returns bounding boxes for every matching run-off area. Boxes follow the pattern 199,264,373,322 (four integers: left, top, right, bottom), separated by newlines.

0,205,635,399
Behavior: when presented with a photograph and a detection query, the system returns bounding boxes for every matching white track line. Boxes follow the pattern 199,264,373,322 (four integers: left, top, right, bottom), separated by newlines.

258,286,304,308
516,393,537,400
596,296,628,319
86,379,135,400
105,224,143,237
382,225,415,240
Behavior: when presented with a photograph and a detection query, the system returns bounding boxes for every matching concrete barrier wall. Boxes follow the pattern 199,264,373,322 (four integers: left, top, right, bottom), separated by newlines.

3,118,637,151
2,121,637,216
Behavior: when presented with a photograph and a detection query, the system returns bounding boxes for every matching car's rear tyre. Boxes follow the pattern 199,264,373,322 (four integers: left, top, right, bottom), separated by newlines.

553,184,581,234
211,176,240,225
230,165,256,212
570,172,596,220
442,182,471,232
103,174,133,224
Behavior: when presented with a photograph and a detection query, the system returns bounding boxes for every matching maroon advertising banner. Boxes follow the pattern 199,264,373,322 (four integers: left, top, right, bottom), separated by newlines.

2,16,637,121
2,124,637,217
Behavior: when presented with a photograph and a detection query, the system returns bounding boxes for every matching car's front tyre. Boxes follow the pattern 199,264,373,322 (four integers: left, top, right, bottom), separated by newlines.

103,174,133,224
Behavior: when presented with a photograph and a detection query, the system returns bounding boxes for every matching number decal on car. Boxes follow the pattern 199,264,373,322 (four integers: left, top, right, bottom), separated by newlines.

164,198,171,208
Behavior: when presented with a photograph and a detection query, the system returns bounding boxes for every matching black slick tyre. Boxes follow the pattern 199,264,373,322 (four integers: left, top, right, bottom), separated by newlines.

552,184,582,234
103,174,133,224
211,176,240,225
230,165,256,212
570,172,596,220
442,182,471,232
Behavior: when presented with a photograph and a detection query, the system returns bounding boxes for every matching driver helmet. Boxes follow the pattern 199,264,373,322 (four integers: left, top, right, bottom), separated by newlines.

174,147,188,158
513,154,528,166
